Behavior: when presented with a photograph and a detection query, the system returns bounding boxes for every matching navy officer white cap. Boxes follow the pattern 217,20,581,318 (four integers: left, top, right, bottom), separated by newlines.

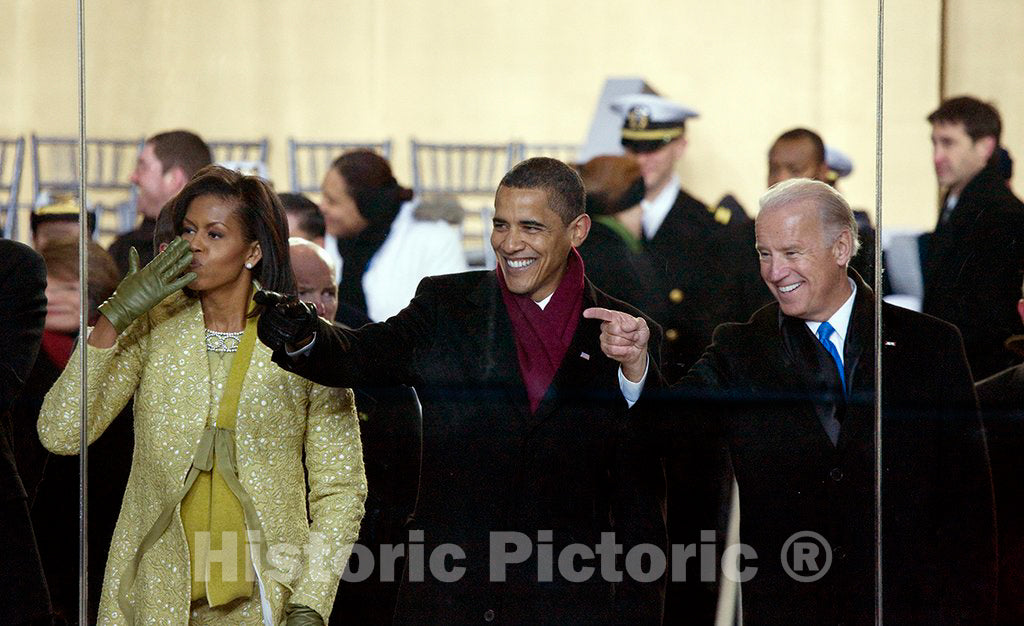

825,145,854,179
610,94,699,152
609,94,699,124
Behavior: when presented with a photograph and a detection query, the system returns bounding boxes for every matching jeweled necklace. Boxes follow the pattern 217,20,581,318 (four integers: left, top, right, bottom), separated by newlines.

205,329,244,353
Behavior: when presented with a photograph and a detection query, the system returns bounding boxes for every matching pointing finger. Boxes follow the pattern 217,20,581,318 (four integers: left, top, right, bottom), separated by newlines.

582,307,618,323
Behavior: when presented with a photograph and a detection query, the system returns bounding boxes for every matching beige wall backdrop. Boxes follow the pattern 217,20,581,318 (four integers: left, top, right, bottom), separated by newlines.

3,0,1020,238
944,0,1024,204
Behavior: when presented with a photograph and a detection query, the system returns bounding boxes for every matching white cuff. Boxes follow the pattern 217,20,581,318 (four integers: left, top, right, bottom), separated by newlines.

618,354,649,408
285,332,317,358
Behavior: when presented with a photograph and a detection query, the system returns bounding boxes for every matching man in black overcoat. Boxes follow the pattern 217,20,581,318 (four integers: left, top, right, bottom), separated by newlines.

922,96,1024,380
607,179,997,623
258,158,667,624
0,238,53,624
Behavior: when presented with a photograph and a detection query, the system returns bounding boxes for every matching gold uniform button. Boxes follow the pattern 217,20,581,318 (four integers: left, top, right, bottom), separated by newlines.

669,288,684,303
665,328,679,342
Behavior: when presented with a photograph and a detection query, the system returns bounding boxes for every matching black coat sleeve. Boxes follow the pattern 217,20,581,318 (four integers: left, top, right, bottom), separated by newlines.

930,327,998,622
0,240,47,502
0,242,46,413
271,276,440,388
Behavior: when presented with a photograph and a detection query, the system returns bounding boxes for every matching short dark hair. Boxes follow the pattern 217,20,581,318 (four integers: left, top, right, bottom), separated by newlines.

497,157,585,225
928,96,1002,143
148,130,213,180
278,192,326,239
165,165,296,311
771,128,826,165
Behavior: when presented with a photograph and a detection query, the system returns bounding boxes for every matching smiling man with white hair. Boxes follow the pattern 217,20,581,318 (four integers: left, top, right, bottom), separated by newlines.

686,178,995,623
597,177,998,623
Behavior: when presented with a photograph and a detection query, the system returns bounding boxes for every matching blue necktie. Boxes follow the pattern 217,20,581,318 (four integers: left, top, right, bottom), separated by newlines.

817,322,846,395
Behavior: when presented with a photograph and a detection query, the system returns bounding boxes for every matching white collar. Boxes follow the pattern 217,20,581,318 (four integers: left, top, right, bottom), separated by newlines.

534,293,553,310
641,174,680,239
805,277,857,358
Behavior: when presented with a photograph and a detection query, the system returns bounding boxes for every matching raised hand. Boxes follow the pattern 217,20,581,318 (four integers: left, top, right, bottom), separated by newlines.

582,307,650,382
97,237,196,333
254,289,318,352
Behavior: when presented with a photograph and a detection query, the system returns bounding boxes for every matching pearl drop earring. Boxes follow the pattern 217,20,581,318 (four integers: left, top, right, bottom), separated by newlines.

245,262,253,269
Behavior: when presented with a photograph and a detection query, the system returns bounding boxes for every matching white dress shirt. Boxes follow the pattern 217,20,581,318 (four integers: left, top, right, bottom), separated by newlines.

804,278,858,365
641,174,681,240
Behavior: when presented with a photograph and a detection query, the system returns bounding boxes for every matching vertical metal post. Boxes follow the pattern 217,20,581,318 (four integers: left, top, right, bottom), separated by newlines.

76,0,89,622
874,0,885,623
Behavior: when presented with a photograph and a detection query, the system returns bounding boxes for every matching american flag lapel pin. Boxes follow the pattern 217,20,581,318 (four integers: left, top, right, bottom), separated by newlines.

580,351,590,360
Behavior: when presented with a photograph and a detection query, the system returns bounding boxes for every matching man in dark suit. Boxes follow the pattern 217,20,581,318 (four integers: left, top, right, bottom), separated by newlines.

976,289,1024,624
922,96,1024,380
258,157,667,624
0,239,53,624
610,93,749,378
606,178,997,623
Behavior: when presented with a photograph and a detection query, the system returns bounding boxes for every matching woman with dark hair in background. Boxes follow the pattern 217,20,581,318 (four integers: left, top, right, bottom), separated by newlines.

39,166,365,625
319,149,466,324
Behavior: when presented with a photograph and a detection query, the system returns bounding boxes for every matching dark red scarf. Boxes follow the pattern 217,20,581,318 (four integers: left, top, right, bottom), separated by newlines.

497,248,585,413
41,330,75,370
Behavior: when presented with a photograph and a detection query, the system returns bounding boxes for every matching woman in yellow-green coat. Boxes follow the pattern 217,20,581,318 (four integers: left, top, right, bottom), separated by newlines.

39,166,366,625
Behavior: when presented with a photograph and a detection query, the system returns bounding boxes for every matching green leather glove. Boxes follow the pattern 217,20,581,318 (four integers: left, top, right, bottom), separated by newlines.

283,603,324,626
97,237,196,333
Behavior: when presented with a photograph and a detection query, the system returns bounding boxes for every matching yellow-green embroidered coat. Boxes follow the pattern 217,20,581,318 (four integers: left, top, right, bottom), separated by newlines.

39,292,366,625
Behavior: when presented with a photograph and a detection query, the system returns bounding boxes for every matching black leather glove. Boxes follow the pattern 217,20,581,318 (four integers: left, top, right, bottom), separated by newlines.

254,289,318,352
283,603,324,626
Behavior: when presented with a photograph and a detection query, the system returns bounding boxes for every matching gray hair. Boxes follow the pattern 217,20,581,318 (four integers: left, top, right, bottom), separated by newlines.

288,236,338,277
758,178,861,256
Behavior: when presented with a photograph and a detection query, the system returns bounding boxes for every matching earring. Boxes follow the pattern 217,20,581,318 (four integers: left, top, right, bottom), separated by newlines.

245,262,253,269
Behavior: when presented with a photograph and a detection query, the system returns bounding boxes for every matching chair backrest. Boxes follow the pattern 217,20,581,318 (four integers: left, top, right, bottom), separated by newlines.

32,135,145,201
512,142,581,166
288,139,393,194
0,137,25,240
208,138,269,170
31,135,145,240
410,140,519,268
881,228,926,300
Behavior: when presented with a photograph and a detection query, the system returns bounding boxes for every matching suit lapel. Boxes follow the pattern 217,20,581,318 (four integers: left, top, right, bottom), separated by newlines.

836,276,876,450
779,312,847,447
525,280,609,433
466,272,532,420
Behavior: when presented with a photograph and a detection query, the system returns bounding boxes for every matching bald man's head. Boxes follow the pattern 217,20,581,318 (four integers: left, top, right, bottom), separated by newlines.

289,238,338,320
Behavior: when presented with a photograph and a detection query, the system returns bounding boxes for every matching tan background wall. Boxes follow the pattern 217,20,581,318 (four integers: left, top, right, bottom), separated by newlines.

944,0,1024,203
1,0,1020,239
